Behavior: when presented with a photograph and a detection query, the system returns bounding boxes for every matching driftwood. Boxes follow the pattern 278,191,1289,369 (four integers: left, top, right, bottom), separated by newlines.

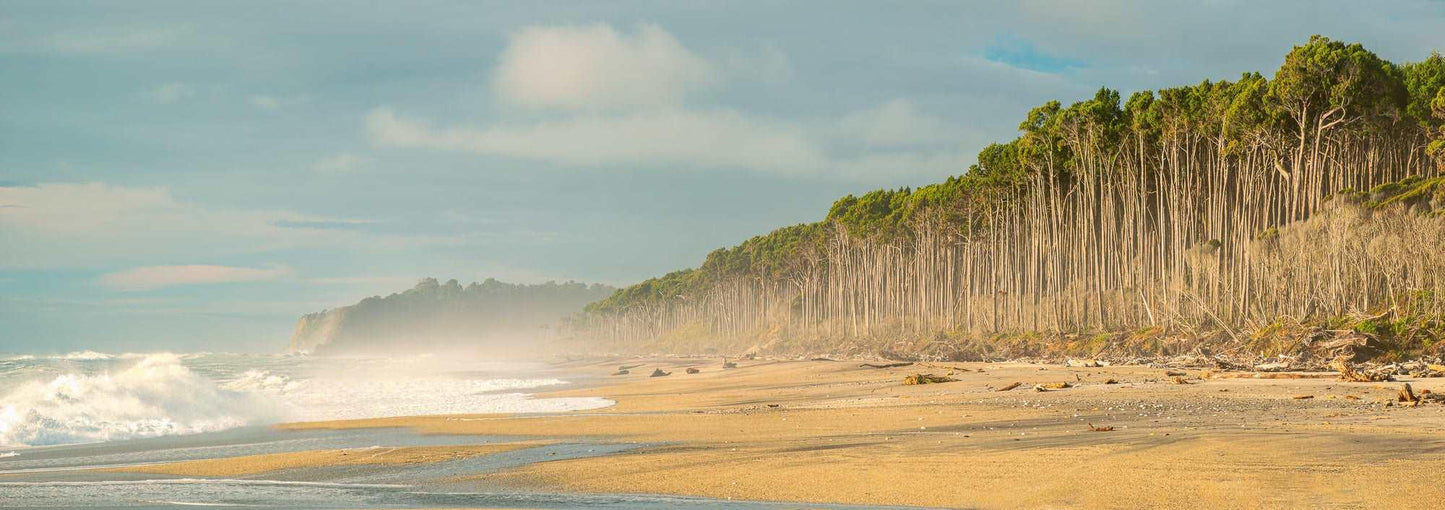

1088,423,1114,432
650,368,671,377
1399,383,1418,405
1034,382,1071,392
611,370,629,376
1206,372,1337,380
903,373,957,385
860,362,914,369
997,382,1022,392
1335,358,1393,382
685,367,701,374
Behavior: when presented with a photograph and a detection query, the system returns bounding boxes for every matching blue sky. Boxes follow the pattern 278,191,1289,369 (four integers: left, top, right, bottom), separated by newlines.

2,1,1443,353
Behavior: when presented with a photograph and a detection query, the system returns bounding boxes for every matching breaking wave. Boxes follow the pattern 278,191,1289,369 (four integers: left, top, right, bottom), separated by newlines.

218,369,601,422
57,351,116,361
0,352,612,448
0,354,280,447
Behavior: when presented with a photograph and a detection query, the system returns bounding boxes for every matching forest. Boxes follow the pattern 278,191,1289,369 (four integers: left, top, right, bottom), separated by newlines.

572,36,1445,361
289,278,616,355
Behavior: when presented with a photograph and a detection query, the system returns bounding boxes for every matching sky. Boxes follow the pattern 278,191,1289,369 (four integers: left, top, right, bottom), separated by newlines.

2,1,1443,354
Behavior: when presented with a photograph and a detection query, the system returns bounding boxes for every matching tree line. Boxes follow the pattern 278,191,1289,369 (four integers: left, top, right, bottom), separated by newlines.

573,36,1445,357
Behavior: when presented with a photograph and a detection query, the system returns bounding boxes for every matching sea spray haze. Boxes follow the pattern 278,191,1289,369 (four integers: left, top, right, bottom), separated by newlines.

0,352,611,448
288,278,616,357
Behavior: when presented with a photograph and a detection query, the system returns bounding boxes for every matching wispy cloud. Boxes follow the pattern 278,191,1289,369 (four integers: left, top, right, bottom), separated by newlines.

366,102,977,180
100,264,291,291
43,27,191,54
0,182,450,270
365,23,976,182
146,82,195,104
248,95,282,111
270,218,373,230
367,106,825,175
311,153,370,174
837,99,964,147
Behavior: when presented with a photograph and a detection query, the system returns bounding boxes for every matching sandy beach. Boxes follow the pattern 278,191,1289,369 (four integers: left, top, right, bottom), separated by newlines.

95,358,1445,509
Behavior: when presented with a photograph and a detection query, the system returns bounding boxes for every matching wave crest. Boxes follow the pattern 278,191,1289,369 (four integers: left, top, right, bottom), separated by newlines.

59,350,114,360
0,354,281,447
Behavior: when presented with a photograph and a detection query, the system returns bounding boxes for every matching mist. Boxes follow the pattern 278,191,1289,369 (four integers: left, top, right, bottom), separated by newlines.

287,278,616,359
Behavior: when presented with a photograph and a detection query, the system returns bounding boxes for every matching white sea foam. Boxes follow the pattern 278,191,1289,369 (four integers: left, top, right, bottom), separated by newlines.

0,354,281,447
222,369,302,394
220,369,607,422
0,353,612,447
0,451,17,458
57,350,115,360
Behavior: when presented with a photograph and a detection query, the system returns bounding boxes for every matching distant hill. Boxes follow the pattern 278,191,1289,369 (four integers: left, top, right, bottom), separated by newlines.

288,278,616,355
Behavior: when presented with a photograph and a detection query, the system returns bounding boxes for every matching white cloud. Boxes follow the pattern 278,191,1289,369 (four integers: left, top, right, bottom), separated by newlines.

312,153,370,174
248,95,281,111
493,23,719,111
366,102,977,181
147,82,195,104
367,107,824,174
100,265,291,291
364,23,974,181
0,182,178,236
837,99,962,147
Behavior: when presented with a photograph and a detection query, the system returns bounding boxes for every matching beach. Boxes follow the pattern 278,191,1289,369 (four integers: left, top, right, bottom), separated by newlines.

262,358,1445,509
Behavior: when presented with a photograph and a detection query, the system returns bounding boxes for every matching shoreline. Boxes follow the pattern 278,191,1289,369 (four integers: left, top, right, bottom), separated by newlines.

10,356,1439,508
268,357,1445,509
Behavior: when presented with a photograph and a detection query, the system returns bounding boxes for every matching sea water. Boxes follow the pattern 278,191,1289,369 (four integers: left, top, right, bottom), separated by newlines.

0,352,613,448
0,426,920,509
0,353,923,509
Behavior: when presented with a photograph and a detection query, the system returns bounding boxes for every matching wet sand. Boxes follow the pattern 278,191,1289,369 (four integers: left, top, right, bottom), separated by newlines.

269,359,1443,508
107,442,545,477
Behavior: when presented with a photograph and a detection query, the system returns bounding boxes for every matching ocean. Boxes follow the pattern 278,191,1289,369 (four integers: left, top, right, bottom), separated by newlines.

0,352,919,509
0,352,613,448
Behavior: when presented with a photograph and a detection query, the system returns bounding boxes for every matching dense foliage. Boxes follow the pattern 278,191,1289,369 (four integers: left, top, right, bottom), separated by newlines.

580,37,1445,357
